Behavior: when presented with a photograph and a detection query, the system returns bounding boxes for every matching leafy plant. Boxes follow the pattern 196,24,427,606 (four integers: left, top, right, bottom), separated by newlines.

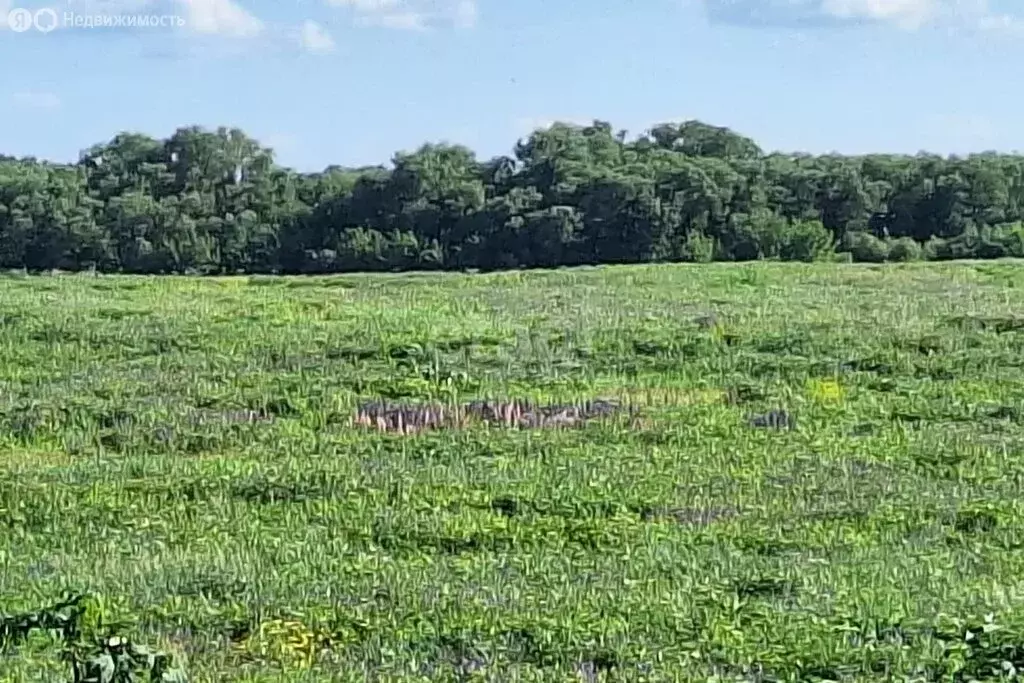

0,594,187,682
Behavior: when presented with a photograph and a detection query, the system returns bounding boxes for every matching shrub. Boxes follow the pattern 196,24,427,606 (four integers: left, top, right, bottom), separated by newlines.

678,231,716,263
942,227,984,260
779,220,834,262
982,223,1024,258
887,237,922,262
831,251,854,264
923,236,949,260
994,222,1024,257
840,231,889,263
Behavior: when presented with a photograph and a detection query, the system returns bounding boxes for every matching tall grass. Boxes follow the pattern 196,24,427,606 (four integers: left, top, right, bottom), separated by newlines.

1,261,1024,681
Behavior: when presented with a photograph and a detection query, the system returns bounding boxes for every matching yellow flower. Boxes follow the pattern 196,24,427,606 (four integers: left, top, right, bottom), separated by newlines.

237,618,318,669
807,378,843,403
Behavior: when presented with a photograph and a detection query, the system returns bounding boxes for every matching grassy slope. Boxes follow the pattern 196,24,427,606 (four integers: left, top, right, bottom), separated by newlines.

1,262,1024,681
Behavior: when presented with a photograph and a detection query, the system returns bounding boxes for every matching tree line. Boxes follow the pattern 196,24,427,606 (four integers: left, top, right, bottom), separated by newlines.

2,120,1023,274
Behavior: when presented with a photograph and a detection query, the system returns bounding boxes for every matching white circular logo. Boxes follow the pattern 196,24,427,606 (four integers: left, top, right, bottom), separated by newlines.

33,7,58,32
6,7,33,32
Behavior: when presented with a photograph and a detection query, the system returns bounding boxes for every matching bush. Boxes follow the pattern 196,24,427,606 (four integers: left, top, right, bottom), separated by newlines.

840,231,889,263
717,211,782,260
886,237,922,262
937,227,985,260
677,231,716,263
983,223,1024,258
923,236,949,260
750,212,789,260
831,251,854,264
921,226,1018,261
976,229,1009,259
779,220,834,262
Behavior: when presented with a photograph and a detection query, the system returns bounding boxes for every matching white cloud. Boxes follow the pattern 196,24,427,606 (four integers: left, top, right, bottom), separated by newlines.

452,0,477,28
951,0,1024,34
177,0,263,37
696,0,1024,33
327,0,475,30
327,0,402,10
356,10,427,29
12,91,62,109
822,0,1024,32
975,11,1024,34
299,19,335,52
821,0,935,28
0,0,12,29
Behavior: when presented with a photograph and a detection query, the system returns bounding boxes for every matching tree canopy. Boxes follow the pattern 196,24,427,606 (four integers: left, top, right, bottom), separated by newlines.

2,121,1024,273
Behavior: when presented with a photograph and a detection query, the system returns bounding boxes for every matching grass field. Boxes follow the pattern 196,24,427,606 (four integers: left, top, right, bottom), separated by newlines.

2,261,1024,682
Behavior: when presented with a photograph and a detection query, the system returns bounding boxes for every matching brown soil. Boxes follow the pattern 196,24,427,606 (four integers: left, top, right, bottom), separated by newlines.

352,398,627,434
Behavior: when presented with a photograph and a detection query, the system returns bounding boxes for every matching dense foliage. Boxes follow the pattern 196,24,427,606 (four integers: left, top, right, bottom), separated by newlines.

3,120,1024,273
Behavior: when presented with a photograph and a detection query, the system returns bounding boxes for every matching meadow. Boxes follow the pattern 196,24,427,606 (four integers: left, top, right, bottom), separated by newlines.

1,261,1024,681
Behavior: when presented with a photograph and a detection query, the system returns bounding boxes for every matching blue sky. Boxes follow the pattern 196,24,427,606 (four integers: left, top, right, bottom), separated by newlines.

2,0,1024,172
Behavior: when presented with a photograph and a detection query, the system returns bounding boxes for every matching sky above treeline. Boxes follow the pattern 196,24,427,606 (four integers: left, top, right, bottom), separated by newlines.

1,0,1023,172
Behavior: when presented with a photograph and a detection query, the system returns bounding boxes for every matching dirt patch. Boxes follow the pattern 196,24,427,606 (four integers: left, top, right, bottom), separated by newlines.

352,398,628,434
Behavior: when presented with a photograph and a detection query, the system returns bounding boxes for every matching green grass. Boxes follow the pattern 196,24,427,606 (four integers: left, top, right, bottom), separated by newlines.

2,261,1024,681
